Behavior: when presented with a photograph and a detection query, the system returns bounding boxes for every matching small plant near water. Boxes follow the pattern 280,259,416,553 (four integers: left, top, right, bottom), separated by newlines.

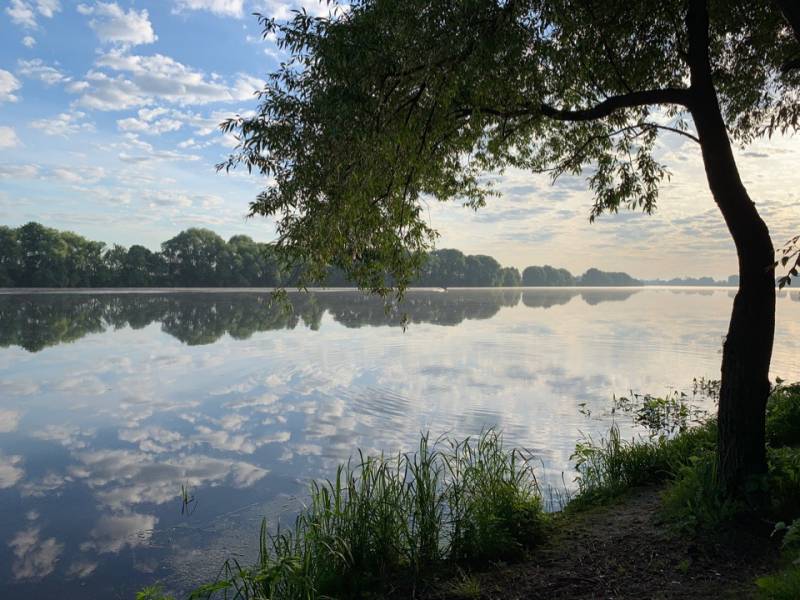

766,381,800,449
570,420,717,507
189,430,546,599
612,391,708,437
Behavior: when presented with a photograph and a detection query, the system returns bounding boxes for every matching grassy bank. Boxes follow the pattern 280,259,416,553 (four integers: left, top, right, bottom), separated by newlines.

177,431,545,599
567,382,800,599
140,382,800,600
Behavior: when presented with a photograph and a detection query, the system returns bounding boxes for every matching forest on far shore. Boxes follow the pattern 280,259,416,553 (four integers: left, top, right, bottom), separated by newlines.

0,221,654,288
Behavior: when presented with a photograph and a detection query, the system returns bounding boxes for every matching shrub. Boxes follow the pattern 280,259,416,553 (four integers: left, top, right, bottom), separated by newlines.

767,383,800,448
769,447,800,522
569,420,717,507
661,451,743,531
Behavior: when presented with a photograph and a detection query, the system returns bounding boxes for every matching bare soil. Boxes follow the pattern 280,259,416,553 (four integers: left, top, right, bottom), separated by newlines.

414,487,780,599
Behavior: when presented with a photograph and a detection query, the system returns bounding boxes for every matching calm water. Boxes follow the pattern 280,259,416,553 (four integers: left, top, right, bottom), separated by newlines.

0,288,798,598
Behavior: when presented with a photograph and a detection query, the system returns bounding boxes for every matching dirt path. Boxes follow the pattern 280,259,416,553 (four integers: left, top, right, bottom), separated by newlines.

425,487,780,599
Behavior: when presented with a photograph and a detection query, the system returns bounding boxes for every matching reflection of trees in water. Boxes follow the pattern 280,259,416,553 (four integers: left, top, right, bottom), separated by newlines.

0,288,636,352
521,288,640,308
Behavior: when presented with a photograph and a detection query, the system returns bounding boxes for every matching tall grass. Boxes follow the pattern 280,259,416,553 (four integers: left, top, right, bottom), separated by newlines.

189,430,546,600
569,421,717,507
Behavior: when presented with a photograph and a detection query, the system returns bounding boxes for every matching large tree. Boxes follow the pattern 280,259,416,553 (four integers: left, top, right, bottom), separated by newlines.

221,0,800,494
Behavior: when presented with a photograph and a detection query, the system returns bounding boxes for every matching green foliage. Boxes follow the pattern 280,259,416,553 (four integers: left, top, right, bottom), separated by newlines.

570,419,716,506
0,222,648,290
522,265,576,287
136,585,175,600
612,391,708,437
218,0,799,294
0,223,285,288
661,451,744,531
188,431,545,599
768,447,800,521
767,383,800,448
448,569,482,599
660,382,800,531
756,567,800,600
756,519,800,600
579,268,641,287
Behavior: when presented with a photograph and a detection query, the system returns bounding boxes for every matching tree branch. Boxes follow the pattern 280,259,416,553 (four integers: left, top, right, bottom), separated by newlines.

775,0,800,72
541,88,690,121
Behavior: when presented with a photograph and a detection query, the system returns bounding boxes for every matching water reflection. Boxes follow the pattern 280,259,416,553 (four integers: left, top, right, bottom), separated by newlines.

0,288,797,598
0,288,639,352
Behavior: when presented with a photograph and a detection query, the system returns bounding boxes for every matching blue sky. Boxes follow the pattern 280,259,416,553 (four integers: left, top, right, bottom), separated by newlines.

0,0,798,279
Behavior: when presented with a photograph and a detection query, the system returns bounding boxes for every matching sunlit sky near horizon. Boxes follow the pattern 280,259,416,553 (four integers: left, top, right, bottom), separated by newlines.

0,0,798,280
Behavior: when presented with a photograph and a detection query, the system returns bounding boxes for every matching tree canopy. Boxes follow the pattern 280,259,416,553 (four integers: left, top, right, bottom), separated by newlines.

0,222,641,289
221,0,800,493
220,0,799,296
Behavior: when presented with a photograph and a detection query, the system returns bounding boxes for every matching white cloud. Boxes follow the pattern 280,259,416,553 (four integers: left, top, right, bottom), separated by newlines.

117,109,183,135
30,111,95,136
67,560,97,579
6,0,37,28
0,409,22,433
0,164,39,179
22,35,36,47
0,126,21,149
77,2,157,46
0,69,22,102
173,0,244,18
51,166,105,185
0,454,24,489
252,0,332,20
17,58,71,85
114,133,200,163
35,0,60,18
81,513,157,554
9,527,63,580
6,0,61,29
73,49,262,109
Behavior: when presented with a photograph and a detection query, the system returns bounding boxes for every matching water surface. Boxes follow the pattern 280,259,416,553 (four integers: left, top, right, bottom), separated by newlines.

0,288,798,598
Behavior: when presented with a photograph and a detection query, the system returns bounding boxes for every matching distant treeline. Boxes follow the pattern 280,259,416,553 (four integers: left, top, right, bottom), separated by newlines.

643,275,740,287
0,222,642,288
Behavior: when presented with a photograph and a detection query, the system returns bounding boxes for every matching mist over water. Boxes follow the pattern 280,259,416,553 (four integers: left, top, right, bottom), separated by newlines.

0,288,798,597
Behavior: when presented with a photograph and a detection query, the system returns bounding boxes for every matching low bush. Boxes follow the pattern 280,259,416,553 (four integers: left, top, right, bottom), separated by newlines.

767,383,800,449
768,447,800,523
569,420,717,507
660,451,743,531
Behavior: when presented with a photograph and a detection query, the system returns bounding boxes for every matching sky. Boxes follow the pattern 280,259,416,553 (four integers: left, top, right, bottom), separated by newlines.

0,0,798,280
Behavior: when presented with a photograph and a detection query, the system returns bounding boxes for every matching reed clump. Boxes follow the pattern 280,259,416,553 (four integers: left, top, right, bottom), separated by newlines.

190,430,545,600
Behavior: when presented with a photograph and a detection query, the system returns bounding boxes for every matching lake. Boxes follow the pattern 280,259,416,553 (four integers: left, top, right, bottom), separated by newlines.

0,288,798,598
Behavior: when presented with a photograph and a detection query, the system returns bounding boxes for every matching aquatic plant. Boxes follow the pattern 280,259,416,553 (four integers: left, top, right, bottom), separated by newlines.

189,430,545,599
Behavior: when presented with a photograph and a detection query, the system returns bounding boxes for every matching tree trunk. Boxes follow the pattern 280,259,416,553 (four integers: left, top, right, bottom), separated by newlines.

687,0,776,496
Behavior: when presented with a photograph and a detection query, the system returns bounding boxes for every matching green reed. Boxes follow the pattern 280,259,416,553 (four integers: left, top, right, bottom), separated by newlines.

189,430,546,600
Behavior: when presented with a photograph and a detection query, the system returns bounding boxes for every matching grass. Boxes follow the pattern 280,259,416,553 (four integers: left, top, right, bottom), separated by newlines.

568,420,716,508
188,430,546,599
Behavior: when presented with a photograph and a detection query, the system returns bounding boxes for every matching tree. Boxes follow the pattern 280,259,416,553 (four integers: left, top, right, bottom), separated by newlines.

579,268,641,287
0,226,20,286
499,266,522,287
222,0,800,495
161,228,230,286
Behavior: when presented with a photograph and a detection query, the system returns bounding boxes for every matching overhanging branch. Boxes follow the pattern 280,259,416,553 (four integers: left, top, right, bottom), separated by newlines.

540,88,690,121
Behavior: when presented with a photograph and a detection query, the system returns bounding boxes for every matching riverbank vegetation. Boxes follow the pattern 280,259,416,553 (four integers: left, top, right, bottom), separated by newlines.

137,381,799,599
2,222,642,288
190,431,547,599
